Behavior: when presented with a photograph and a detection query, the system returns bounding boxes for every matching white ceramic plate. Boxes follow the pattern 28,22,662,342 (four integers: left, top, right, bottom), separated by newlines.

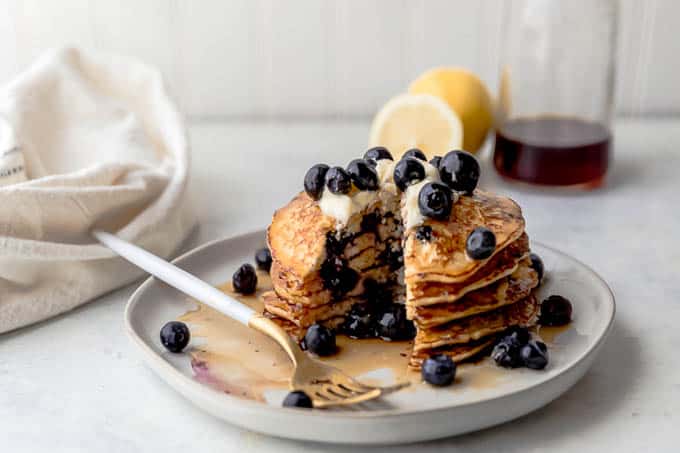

125,230,615,445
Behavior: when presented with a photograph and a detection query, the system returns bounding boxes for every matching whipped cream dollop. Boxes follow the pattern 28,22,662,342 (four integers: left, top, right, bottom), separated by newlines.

319,189,377,227
318,157,458,230
401,160,457,231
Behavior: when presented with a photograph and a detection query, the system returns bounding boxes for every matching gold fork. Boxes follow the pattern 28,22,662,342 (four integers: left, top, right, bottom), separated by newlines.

94,230,409,408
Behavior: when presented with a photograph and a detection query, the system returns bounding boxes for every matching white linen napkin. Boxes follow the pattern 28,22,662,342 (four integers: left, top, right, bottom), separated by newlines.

0,48,195,333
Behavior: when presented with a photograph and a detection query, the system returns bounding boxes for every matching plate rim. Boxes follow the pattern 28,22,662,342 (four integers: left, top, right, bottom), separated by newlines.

124,230,616,420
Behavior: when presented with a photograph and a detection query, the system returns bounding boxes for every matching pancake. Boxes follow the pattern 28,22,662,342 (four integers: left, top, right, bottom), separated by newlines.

264,311,345,343
268,193,334,283
408,338,495,369
413,295,539,352
410,260,538,328
403,190,525,281
263,290,360,328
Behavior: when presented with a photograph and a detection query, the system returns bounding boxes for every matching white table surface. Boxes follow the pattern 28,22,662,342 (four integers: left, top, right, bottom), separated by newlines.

2,118,679,452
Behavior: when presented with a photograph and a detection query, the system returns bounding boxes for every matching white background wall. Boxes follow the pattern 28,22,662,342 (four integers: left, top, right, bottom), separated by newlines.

0,0,677,120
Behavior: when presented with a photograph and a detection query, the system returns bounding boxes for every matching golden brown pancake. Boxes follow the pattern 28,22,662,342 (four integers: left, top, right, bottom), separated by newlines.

403,190,525,281
267,193,334,284
410,260,538,328
263,290,360,328
413,295,539,352
409,338,495,370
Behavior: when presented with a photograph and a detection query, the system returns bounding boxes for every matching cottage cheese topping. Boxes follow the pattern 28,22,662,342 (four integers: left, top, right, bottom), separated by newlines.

319,188,377,227
402,161,446,231
318,157,457,230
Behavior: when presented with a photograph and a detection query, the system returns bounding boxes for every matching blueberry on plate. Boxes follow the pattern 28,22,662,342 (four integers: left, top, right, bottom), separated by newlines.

439,150,480,194
325,166,352,195
418,182,453,220
402,148,427,161
304,324,337,356
539,295,573,326
498,325,531,347
422,354,457,386
491,341,522,368
303,164,329,200
393,158,426,191
282,390,313,408
364,146,393,163
160,321,190,353
255,247,272,272
415,225,433,242
233,263,258,294
529,252,545,283
341,303,374,339
347,159,378,191
429,156,442,169
375,304,416,341
520,340,549,370
466,227,496,260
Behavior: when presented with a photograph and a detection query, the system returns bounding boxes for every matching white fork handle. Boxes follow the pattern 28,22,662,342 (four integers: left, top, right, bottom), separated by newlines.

93,230,255,325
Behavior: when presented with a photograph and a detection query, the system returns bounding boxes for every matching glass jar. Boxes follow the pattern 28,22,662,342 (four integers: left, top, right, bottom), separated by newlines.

493,0,619,188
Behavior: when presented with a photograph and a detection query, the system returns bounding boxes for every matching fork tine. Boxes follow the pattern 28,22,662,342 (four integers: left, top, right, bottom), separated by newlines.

313,388,382,408
314,387,343,402
337,380,375,393
324,385,354,398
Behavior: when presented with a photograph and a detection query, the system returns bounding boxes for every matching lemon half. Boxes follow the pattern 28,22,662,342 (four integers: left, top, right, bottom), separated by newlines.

368,93,463,161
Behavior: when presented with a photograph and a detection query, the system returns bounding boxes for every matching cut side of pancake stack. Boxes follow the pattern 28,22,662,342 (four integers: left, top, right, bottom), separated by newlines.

264,149,540,369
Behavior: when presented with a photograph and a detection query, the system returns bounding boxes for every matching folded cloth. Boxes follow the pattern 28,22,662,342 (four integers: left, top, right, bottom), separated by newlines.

0,48,195,333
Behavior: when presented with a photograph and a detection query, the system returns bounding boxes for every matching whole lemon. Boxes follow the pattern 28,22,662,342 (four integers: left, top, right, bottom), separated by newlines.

409,68,493,153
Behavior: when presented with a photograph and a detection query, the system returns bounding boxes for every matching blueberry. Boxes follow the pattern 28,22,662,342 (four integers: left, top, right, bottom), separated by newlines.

304,164,329,200
539,295,572,326
415,225,433,242
402,148,427,161
341,304,374,339
375,304,416,341
529,252,545,284
347,159,378,191
422,354,457,386
360,212,380,233
429,156,442,169
282,390,313,408
304,324,336,356
520,340,549,370
255,247,272,272
393,158,425,191
160,321,190,353
491,341,522,368
384,246,404,271
499,326,531,347
466,227,496,260
363,278,392,308
325,166,352,194
439,150,480,194
418,182,453,220
320,256,359,298
364,146,393,162
232,263,258,294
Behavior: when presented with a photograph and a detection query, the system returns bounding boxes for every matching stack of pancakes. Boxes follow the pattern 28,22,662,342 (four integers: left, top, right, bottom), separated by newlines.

403,191,540,368
264,192,403,341
264,185,540,369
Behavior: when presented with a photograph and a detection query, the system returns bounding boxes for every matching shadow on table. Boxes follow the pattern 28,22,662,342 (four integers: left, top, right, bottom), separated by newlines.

274,317,637,453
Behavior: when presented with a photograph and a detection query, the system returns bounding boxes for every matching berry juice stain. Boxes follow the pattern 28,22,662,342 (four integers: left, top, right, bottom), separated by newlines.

493,117,610,187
